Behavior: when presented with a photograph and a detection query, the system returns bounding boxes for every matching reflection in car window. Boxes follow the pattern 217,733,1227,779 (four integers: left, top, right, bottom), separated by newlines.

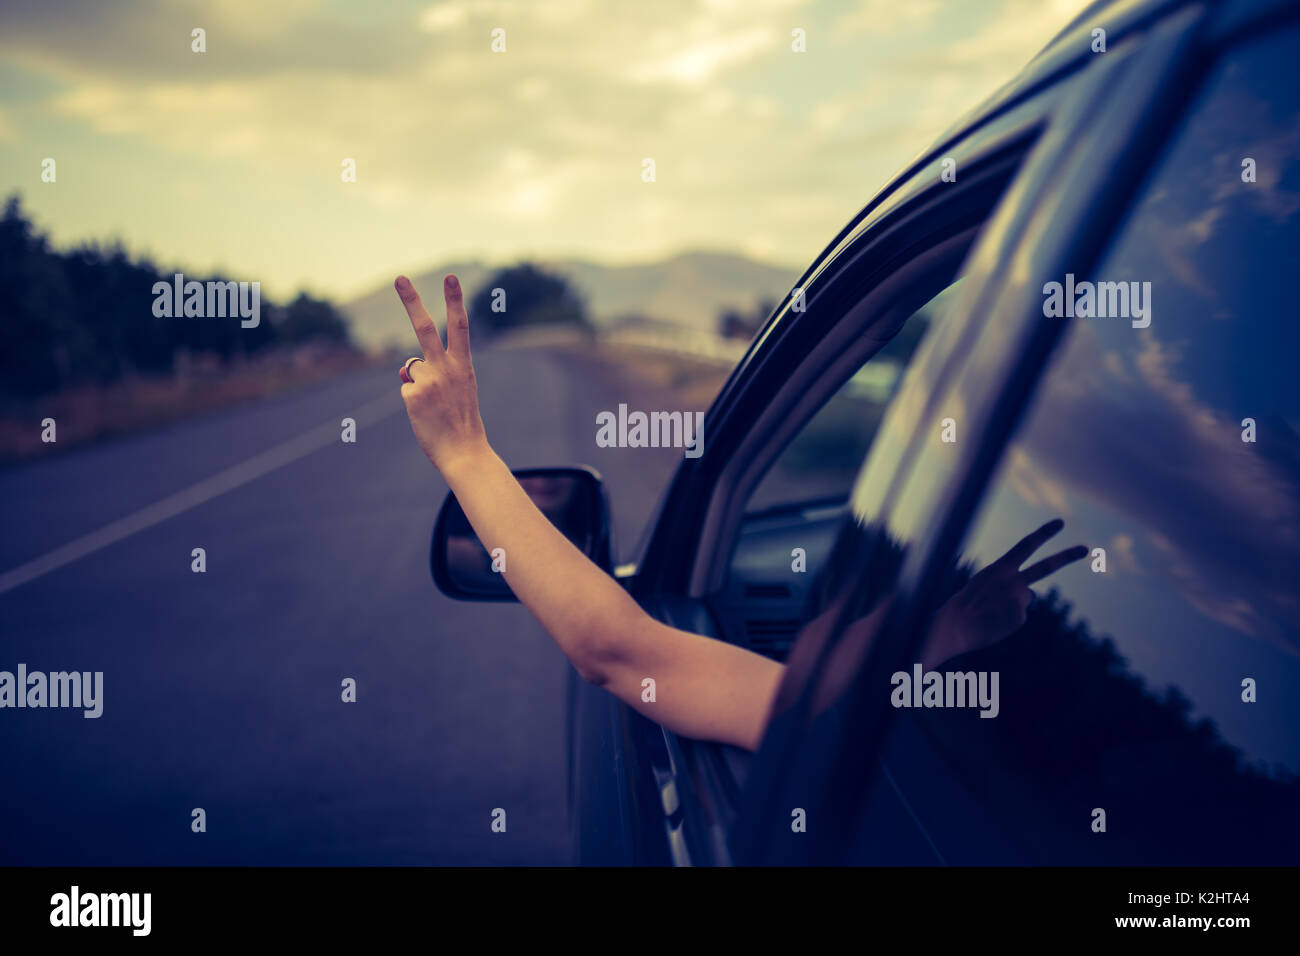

745,281,963,514
912,27,1300,864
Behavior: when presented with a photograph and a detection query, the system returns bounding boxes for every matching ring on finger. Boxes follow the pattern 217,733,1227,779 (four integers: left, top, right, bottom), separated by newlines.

400,356,425,383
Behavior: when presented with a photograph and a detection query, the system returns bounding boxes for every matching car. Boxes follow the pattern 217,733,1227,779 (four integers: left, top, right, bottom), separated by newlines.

431,0,1300,865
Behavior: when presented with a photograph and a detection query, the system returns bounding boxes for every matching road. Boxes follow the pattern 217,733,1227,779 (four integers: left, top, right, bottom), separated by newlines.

0,345,687,865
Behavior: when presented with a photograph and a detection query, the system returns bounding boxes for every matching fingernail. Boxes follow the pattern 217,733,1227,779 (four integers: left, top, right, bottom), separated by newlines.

445,275,459,292
395,276,411,292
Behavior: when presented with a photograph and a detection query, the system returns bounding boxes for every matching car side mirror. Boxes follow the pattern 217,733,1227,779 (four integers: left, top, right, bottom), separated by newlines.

431,466,614,602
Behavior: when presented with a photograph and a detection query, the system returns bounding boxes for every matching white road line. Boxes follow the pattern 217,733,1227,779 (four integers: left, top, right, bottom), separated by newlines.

0,390,403,596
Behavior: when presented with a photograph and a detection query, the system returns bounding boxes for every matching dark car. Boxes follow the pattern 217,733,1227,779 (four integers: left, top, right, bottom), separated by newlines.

433,0,1300,865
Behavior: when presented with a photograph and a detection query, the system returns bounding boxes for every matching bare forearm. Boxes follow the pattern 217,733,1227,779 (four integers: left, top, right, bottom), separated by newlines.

442,441,644,684
394,273,782,750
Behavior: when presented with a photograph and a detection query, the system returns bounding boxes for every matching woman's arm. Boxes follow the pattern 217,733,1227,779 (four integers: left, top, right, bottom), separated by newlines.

396,274,784,752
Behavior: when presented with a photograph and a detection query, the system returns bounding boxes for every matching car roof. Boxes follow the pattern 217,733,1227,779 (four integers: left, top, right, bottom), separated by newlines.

795,0,1197,299
918,0,1193,177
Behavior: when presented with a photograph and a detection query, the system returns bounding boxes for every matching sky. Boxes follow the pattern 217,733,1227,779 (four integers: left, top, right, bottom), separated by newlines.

0,0,1090,301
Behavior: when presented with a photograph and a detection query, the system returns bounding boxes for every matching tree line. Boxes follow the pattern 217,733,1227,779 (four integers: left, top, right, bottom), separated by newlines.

0,195,353,399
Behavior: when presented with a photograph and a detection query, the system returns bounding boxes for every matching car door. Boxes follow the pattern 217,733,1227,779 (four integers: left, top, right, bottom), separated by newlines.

728,0,1300,866
879,1,1300,868
581,49,1094,866
568,127,1042,864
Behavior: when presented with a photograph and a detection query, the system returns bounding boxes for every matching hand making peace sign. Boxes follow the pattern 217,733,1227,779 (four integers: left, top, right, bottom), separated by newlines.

925,518,1088,667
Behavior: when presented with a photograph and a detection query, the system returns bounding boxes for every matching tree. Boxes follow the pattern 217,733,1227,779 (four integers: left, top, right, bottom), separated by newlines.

717,297,777,341
0,196,75,395
273,292,352,346
468,263,588,337
0,193,356,399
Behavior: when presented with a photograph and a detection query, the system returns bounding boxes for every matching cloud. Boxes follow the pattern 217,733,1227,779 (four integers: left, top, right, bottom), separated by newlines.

0,0,1090,294
419,2,471,33
629,26,777,86
1109,533,1140,574
834,0,943,37
1022,323,1300,656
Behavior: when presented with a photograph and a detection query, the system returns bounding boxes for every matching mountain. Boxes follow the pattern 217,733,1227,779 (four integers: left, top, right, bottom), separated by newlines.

341,250,799,350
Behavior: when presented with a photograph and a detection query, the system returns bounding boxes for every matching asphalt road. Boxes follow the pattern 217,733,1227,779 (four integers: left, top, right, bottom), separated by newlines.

0,345,687,865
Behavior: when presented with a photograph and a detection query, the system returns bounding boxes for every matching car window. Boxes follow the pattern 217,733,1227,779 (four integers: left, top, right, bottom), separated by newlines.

907,25,1300,865
744,281,964,515
714,277,968,666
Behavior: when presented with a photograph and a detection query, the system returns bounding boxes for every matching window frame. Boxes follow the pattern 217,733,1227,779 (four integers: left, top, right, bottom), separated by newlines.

709,231,980,588
628,103,1059,605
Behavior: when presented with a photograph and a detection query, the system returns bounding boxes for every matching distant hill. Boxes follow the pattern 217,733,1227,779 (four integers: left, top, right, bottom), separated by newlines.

342,250,799,350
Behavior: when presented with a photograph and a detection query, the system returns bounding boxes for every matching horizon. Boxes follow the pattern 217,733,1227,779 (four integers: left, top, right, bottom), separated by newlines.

6,192,808,303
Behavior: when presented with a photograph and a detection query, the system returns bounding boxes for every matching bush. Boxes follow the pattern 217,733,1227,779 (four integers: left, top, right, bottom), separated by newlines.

468,263,589,337
0,194,354,398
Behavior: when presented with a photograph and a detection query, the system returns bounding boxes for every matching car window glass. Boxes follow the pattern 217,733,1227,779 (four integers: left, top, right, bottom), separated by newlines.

744,281,964,515
907,26,1300,864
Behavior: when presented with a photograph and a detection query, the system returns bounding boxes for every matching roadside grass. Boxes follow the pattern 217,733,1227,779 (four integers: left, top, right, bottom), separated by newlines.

556,339,734,411
0,344,378,465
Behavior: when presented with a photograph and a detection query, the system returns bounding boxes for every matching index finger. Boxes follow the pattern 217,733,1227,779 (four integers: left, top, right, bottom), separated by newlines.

395,276,444,360
996,518,1066,570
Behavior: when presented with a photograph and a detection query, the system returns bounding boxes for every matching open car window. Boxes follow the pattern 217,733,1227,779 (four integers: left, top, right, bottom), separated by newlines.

744,281,964,516
714,280,966,663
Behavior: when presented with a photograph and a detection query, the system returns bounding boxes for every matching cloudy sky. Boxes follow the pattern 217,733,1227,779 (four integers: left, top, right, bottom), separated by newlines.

0,0,1088,300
